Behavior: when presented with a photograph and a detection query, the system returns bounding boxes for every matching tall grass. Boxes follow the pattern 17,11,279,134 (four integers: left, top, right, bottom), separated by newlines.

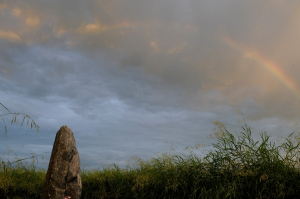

0,150,46,198
1,122,300,198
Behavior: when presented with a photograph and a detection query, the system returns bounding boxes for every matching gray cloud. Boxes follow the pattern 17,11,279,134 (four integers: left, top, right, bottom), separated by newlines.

0,0,300,170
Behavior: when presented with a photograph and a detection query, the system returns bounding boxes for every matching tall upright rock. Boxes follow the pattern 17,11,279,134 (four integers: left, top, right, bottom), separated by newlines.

41,125,82,199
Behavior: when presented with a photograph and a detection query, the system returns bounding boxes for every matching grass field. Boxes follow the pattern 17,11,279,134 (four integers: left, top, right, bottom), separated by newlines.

1,121,300,198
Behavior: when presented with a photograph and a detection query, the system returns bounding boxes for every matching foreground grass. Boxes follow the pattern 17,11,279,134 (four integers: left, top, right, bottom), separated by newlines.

1,122,300,198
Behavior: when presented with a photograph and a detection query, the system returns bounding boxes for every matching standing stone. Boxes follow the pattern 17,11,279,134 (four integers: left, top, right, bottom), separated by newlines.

41,125,82,199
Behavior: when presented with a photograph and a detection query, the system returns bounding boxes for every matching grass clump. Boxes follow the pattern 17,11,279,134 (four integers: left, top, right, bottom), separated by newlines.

0,154,46,198
201,122,300,198
80,122,300,198
2,122,300,198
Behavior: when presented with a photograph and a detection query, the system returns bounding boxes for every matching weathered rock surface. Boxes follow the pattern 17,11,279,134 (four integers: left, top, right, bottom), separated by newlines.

41,125,82,199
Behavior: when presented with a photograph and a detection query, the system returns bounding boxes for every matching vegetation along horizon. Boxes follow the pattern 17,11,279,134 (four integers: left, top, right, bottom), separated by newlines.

1,103,300,198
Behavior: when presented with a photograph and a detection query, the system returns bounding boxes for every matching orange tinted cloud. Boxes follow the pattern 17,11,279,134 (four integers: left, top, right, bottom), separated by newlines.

77,21,109,34
26,16,40,26
12,8,22,17
0,2,8,9
0,30,21,42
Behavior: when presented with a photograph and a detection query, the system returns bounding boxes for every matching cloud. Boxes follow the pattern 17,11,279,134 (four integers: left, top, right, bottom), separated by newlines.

0,30,21,42
1,0,300,170
0,0,300,126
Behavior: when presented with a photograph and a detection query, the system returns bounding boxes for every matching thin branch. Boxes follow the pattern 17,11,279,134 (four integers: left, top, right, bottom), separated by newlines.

0,104,39,136
0,103,12,113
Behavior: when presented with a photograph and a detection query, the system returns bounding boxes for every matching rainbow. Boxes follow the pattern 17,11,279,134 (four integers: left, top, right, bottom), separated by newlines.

222,36,300,99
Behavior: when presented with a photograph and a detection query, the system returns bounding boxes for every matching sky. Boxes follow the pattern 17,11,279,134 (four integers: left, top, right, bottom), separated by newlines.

1,0,300,171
